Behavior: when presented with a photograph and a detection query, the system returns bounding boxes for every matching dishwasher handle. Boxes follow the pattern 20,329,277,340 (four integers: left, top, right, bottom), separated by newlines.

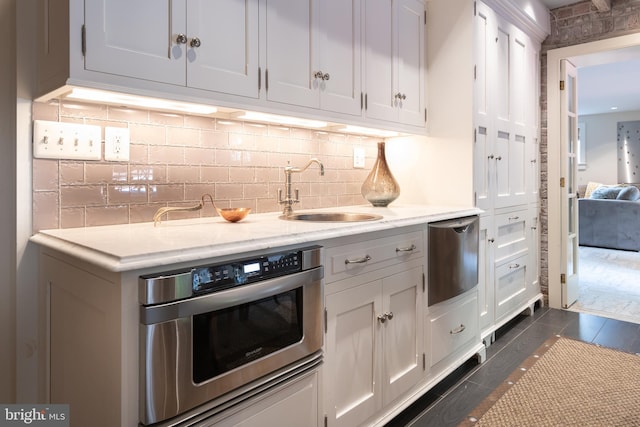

429,216,477,232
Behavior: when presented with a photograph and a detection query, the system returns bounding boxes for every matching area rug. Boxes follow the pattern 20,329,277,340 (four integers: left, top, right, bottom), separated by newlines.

459,336,640,426
568,246,640,325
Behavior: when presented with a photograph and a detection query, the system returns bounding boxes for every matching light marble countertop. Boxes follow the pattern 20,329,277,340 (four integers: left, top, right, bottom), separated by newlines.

30,204,481,272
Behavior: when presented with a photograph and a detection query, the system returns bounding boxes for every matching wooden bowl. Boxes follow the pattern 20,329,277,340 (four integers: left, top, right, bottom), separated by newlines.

216,207,251,222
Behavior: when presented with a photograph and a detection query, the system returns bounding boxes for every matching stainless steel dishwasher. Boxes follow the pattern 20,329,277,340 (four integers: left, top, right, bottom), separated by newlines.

428,216,479,306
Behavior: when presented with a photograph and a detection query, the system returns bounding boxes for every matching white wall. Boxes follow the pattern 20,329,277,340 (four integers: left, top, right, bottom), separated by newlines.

0,0,17,404
578,110,640,186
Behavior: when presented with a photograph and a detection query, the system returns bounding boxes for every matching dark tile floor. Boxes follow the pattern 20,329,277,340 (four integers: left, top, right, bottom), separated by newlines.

385,306,640,427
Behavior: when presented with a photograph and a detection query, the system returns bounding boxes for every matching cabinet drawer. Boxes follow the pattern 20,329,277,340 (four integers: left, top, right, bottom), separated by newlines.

429,292,478,368
494,210,528,263
325,231,423,284
495,255,527,322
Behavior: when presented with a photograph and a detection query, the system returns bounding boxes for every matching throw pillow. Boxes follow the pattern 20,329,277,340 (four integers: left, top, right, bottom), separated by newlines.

617,185,640,201
590,185,623,199
584,181,603,199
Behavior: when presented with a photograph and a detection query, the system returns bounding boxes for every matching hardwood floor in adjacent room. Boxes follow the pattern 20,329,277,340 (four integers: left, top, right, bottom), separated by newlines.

385,307,640,427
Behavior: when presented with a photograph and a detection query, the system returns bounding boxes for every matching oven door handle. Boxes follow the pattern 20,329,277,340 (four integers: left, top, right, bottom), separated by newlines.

140,266,323,325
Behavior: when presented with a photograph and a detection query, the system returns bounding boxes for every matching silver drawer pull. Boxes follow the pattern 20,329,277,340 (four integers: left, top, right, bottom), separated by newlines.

345,254,372,265
396,244,416,253
450,324,466,335
508,216,520,221
509,263,521,269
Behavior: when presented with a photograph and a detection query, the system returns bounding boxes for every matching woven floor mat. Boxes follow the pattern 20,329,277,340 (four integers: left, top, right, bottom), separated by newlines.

459,336,640,427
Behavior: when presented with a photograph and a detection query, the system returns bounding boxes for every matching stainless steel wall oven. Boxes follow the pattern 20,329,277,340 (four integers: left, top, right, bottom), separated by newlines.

139,246,323,426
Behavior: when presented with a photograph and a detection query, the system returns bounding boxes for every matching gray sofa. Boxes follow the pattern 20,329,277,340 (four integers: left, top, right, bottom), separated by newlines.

579,198,640,251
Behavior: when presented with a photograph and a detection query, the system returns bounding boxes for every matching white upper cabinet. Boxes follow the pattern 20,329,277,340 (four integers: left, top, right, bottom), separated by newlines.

364,0,425,127
318,0,362,116
39,0,427,132
187,0,260,98
265,0,362,115
265,0,318,108
84,0,260,98
473,2,537,211
84,0,186,85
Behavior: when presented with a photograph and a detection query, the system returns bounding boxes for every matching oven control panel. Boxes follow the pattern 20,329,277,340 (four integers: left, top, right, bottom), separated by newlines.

192,250,301,294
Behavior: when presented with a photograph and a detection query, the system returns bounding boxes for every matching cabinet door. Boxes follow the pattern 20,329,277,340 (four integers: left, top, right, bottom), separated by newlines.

495,255,527,322
84,0,186,85
325,281,382,427
527,206,540,294
382,266,423,405
363,0,395,122
365,0,425,126
478,215,494,334
396,0,425,126
492,15,528,209
265,0,319,108
474,2,495,211
318,0,362,115
187,0,259,98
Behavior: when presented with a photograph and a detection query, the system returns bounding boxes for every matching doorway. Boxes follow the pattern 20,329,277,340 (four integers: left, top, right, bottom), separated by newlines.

546,32,640,310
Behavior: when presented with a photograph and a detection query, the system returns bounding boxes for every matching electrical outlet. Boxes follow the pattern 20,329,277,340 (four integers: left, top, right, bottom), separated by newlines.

104,127,130,162
33,120,102,160
353,147,365,168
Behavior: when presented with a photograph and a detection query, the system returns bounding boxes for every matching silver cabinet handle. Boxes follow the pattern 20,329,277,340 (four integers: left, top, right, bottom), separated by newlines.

509,263,521,269
396,244,416,253
176,33,187,44
314,71,330,81
190,37,201,48
377,312,394,323
345,254,371,265
496,156,502,160
394,93,407,100
508,216,520,221
450,324,465,334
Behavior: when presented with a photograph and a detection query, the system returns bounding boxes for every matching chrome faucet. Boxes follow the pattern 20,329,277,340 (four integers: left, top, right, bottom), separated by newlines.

279,158,325,216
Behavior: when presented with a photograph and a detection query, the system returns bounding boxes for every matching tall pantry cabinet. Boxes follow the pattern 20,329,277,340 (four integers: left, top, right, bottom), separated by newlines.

473,1,544,342
427,0,544,346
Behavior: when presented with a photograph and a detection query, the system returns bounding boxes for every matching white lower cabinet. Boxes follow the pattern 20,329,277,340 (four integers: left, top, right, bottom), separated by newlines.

428,291,479,372
480,206,543,343
495,254,528,323
324,265,424,427
478,215,495,335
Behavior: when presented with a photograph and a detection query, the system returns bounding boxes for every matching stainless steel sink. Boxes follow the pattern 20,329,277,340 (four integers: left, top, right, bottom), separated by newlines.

280,212,383,222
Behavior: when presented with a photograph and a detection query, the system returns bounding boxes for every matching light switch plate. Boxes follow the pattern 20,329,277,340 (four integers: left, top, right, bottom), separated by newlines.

104,127,130,162
33,120,102,160
353,147,365,168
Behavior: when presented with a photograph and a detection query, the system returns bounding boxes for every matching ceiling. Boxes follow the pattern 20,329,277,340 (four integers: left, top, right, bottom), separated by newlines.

538,0,640,116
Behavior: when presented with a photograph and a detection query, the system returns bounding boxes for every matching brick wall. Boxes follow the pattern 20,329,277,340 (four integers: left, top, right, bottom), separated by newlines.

539,0,640,298
32,100,380,231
